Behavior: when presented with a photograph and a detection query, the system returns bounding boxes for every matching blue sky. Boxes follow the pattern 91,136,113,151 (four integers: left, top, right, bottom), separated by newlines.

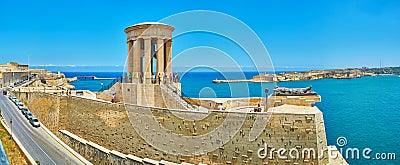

0,0,399,71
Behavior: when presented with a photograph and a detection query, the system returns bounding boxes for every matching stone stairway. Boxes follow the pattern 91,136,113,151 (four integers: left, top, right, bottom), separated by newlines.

159,83,198,111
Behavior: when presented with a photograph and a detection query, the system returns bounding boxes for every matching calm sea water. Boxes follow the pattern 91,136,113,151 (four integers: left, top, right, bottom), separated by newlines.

65,72,123,91
65,71,400,164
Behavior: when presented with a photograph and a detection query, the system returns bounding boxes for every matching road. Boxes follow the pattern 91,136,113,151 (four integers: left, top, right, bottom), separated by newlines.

0,95,85,165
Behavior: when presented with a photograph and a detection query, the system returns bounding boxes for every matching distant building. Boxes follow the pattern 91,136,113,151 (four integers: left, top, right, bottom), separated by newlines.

0,62,30,88
0,62,29,71
29,69,53,77
252,73,276,82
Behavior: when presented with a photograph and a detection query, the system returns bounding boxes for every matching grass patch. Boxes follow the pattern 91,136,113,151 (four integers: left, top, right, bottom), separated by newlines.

0,122,28,165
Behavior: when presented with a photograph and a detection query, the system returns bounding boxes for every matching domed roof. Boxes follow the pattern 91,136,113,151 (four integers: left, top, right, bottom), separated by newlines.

130,22,169,26
124,22,174,33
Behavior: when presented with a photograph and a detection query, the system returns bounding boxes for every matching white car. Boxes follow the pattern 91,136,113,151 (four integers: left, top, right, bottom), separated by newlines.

12,99,19,104
18,105,26,110
8,95,16,100
16,102,25,110
29,117,40,127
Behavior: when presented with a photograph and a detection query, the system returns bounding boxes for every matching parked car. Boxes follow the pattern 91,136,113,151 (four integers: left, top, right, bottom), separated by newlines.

8,95,16,100
25,111,33,120
21,108,29,115
14,101,21,107
29,117,40,127
12,99,19,104
16,102,25,110
18,105,26,111
16,101,23,106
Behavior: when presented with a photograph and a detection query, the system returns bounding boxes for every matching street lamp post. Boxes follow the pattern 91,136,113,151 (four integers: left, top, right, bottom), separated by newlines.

10,118,12,139
265,88,269,112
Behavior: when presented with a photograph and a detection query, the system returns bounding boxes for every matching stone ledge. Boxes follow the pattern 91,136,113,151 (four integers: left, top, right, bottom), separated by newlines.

270,104,321,114
59,130,194,165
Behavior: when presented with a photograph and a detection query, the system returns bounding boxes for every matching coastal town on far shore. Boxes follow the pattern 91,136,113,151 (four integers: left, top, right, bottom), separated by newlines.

213,66,400,83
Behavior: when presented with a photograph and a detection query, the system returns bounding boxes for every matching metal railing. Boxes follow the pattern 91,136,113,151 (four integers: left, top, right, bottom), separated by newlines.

99,77,122,92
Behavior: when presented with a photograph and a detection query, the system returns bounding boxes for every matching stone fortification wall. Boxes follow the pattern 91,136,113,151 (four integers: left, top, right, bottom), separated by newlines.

15,92,329,164
97,82,123,102
59,130,190,165
122,83,186,110
189,97,266,110
267,95,321,109
1,71,29,87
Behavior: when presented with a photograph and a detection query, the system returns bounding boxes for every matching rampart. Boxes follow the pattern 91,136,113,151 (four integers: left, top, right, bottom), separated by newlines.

15,92,330,164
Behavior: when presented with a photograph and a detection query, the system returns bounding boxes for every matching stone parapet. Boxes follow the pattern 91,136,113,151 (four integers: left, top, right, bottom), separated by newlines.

59,130,191,165
267,94,321,108
122,83,184,109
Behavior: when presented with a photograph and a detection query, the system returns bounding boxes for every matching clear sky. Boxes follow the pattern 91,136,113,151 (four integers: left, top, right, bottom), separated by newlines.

0,0,399,71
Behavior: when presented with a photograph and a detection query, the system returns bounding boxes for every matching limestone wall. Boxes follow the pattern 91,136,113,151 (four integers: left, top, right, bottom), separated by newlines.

97,82,122,102
267,95,321,108
122,83,186,110
16,92,60,132
1,71,29,87
15,92,330,164
191,97,266,110
59,130,186,165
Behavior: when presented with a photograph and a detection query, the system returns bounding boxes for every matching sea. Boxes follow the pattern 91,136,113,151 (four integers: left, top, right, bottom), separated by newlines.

64,71,400,164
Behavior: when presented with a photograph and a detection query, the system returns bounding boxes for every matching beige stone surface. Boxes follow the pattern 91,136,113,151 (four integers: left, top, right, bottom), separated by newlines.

267,94,321,109
97,82,122,102
189,97,266,110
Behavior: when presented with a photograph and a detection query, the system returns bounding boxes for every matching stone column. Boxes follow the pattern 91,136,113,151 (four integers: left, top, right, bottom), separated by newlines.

156,38,165,83
127,40,133,83
165,39,172,82
132,39,141,83
143,38,152,84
